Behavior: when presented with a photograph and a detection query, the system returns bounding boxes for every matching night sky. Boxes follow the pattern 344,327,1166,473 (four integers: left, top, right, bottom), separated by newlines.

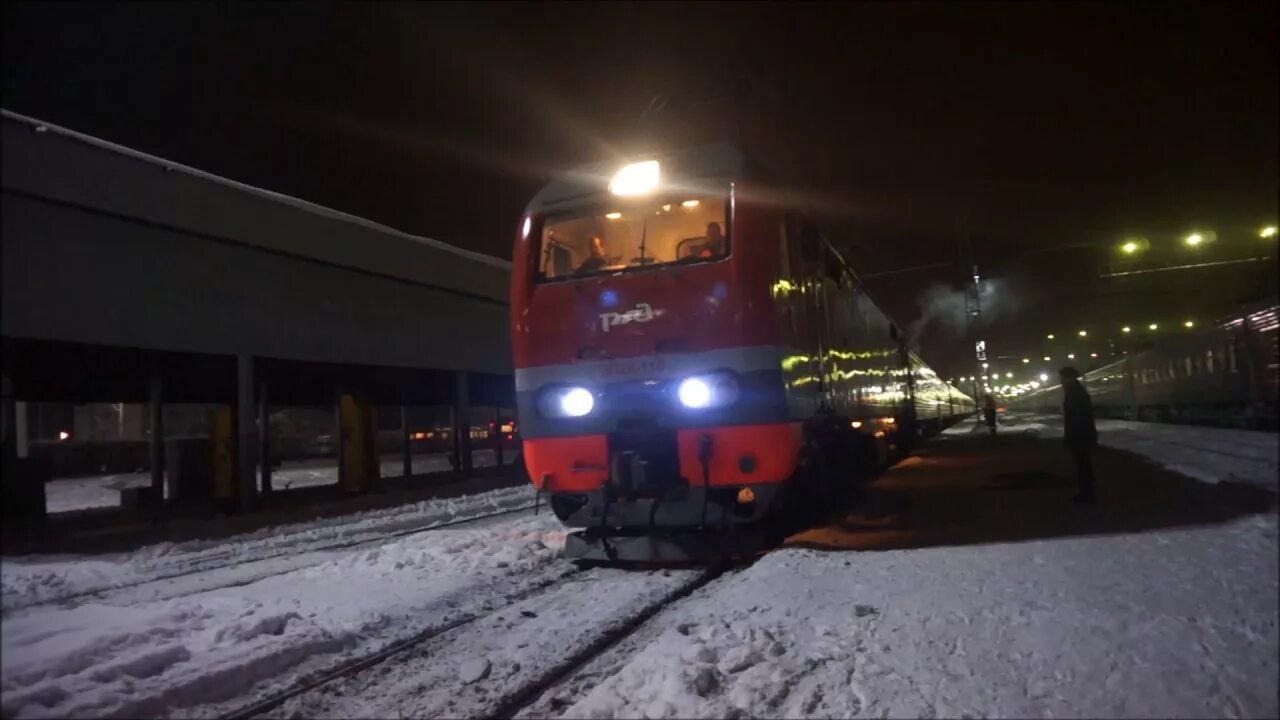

4,2,1276,378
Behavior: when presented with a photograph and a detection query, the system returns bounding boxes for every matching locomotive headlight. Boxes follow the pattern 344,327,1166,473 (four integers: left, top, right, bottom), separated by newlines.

609,160,660,196
676,372,739,410
538,386,595,418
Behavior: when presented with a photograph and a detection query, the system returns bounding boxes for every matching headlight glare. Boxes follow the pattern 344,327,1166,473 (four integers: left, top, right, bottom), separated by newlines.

676,372,739,410
559,387,594,417
539,386,595,418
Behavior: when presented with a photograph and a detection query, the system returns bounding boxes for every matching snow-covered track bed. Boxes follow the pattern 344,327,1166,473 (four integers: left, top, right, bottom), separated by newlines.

7,504,536,614
3,486,537,613
250,566,725,720
2,514,572,719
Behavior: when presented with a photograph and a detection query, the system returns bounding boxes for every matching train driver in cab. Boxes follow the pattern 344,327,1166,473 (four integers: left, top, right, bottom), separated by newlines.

575,235,609,274
698,222,727,258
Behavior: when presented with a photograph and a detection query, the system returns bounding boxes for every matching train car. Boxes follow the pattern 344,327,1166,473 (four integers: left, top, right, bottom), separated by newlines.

1008,300,1278,429
510,142,974,561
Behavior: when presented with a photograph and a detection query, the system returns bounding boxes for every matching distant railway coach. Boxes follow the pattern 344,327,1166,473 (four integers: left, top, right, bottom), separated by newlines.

510,142,974,561
1010,301,1278,429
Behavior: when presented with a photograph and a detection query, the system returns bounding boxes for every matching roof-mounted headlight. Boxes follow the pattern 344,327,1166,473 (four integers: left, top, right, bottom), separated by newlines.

609,160,660,196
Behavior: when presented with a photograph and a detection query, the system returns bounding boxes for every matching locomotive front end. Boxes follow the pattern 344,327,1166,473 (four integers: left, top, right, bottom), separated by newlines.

510,148,799,561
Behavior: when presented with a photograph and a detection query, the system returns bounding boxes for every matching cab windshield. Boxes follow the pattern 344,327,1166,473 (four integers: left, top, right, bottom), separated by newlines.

537,193,729,282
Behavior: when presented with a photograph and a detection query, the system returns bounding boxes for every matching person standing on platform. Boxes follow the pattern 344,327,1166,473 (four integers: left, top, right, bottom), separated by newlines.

1059,366,1098,503
982,393,998,436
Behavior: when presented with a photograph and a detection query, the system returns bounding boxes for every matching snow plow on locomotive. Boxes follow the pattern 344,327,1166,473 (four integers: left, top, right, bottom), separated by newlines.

510,143,974,562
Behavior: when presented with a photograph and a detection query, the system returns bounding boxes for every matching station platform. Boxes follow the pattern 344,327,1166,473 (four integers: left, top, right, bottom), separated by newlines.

789,420,1277,553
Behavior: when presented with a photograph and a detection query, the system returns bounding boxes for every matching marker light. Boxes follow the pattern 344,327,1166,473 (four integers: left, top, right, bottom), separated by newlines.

609,160,660,196
559,388,594,417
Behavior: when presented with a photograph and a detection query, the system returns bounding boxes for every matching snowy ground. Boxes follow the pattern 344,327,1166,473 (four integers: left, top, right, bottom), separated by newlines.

527,520,1276,719
4,418,1276,719
950,413,1279,491
2,484,535,611
44,450,499,515
2,489,562,719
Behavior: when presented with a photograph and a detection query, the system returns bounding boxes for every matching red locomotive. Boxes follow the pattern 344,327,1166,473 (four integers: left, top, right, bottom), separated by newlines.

511,143,974,561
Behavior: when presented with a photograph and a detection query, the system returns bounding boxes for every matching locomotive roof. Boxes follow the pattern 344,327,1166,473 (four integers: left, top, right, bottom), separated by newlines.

526,141,753,214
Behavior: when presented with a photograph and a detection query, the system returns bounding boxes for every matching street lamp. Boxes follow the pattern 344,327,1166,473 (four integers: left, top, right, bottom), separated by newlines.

1067,353,1076,359
1043,356,1051,361
1046,333,1055,340
1184,232,1204,247
1005,372,1012,379
1022,358,1030,363
1184,320,1194,328
1039,373,1049,382
1148,323,1159,331
1122,326,1131,333
1120,241,1139,254
1077,330,1087,337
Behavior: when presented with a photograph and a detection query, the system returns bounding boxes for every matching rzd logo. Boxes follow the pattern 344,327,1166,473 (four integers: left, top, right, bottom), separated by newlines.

599,303,654,332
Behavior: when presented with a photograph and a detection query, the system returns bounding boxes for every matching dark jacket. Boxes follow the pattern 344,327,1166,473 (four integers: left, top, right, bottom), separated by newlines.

1062,379,1098,449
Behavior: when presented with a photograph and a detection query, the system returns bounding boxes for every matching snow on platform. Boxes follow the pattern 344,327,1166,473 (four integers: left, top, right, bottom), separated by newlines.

948,413,1279,491
552,518,1276,719
533,425,1278,719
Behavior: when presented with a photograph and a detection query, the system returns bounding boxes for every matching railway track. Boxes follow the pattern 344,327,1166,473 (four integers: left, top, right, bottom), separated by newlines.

3,503,539,613
223,562,734,720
